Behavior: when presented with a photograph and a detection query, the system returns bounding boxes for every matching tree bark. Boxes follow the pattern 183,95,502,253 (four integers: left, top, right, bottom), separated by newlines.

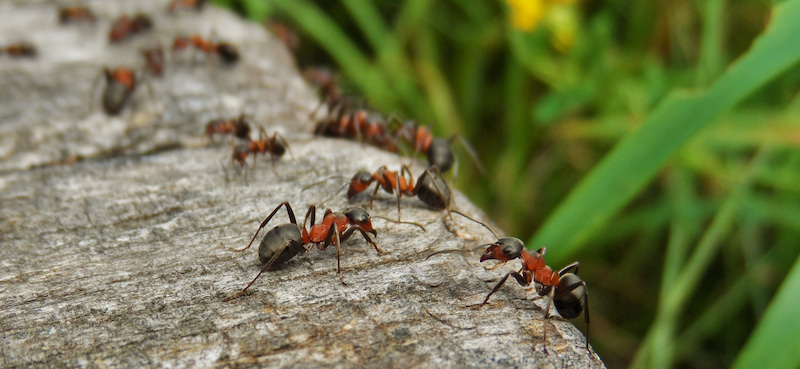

0,1,605,368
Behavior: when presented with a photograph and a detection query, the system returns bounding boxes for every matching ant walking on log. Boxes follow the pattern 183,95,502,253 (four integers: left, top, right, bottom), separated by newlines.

109,13,153,43
206,113,251,141
222,126,292,183
394,120,484,175
345,165,451,221
224,201,380,301
101,67,137,115
172,35,240,65
429,212,592,356
58,6,95,24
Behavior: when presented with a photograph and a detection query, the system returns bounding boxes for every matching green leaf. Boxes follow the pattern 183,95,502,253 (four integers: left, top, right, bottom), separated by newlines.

731,255,800,369
530,0,800,265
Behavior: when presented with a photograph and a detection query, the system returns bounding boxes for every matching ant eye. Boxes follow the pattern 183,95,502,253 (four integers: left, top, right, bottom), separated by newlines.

503,245,515,256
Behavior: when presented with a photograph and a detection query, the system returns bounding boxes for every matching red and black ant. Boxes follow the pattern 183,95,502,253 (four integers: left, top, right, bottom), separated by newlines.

1,43,37,58
345,165,451,221
109,13,153,43
223,201,380,301
394,120,484,175
101,67,136,115
172,35,240,65
222,126,291,183
58,6,95,24
140,45,165,77
167,0,206,13
430,213,592,356
267,19,299,54
206,113,251,141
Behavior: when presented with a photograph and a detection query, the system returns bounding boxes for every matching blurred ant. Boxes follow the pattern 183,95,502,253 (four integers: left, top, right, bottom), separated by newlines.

172,35,240,65
395,120,484,175
101,67,136,115
430,212,592,356
206,113,251,141
345,165,451,222
58,6,95,24
223,201,380,301
168,0,206,13
267,19,299,54
315,106,399,153
304,67,343,119
109,13,153,43
222,126,291,183
140,45,165,76
1,43,37,58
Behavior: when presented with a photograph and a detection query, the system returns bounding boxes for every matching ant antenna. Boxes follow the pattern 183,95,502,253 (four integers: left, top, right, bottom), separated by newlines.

300,175,348,193
370,215,426,231
450,210,499,239
425,243,492,260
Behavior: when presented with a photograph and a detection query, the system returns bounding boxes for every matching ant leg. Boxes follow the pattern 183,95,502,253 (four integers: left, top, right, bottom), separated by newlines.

320,223,346,285
556,279,592,354
232,201,296,252
368,166,388,209
451,134,486,175
558,262,579,276
219,156,230,183
302,204,317,230
273,131,293,159
339,225,382,254
419,166,453,219
224,239,303,301
541,287,556,354
481,270,529,306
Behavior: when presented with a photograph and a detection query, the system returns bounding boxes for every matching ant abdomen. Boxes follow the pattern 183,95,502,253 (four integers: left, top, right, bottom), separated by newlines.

553,273,587,320
416,169,451,209
258,223,304,265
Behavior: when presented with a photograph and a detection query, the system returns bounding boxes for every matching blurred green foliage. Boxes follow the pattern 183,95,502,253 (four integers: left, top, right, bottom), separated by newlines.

212,0,800,368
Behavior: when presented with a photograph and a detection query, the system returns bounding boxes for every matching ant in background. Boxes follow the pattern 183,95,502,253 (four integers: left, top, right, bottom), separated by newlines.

267,19,299,55
345,165,451,222
168,0,206,13
206,113,251,141
304,67,343,119
109,13,153,43
223,126,292,183
140,45,165,77
1,43,37,58
430,212,592,356
223,201,380,301
172,35,240,65
101,67,136,115
58,6,95,24
394,120,484,176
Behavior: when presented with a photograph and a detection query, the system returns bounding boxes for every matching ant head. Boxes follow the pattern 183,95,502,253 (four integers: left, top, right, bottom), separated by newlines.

427,137,454,174
347,170,373,199
217,43,240,64
480,237,524,262
343,207,377,236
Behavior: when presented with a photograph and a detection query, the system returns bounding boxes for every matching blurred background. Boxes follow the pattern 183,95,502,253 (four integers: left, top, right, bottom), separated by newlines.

212,0,800,367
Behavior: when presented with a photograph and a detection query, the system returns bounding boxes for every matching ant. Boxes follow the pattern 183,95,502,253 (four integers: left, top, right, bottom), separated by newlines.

394,120,484,175
140,45,165,76
223,201,380,301
267,19,299,54
345,165,451,222
206,113,251,141
109,13,153,43
101,67,136,115
172,35,240,65
222,126,291,183
1,43,37,58
431,212,592,356
168,0,206,13
315,106,399,153
58,6,95,24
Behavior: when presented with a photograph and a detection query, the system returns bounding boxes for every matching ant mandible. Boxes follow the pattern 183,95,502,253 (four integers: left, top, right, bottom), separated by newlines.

346,164,451,221
224,201,380,301
432,212,592,356
206,113,251,141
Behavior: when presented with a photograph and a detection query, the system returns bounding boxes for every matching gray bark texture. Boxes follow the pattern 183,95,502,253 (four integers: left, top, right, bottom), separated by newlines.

0,1,606,368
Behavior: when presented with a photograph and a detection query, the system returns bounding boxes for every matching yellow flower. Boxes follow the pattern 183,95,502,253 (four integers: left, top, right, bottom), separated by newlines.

506,0,545,32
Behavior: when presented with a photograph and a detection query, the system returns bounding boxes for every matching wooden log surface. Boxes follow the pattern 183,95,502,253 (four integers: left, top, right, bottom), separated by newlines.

0,1,606,368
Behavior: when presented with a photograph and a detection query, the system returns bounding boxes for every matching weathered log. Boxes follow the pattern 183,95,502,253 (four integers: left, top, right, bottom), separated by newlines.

0,1,605,368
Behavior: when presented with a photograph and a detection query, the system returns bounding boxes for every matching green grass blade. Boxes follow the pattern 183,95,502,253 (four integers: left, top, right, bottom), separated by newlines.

530,0,800,265
731,255,800,369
